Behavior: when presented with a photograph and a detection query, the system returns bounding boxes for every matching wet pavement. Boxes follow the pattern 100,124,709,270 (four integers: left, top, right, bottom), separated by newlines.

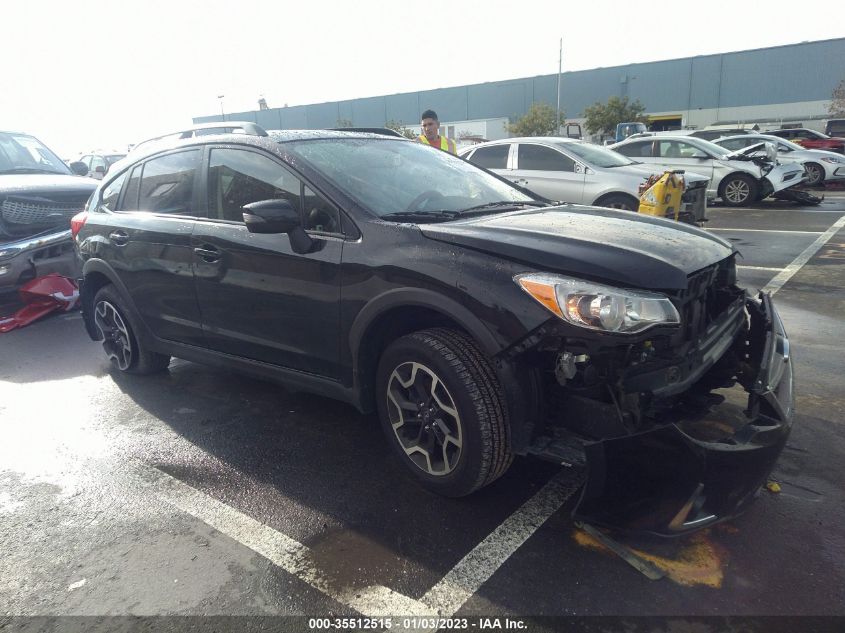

1,196,844,627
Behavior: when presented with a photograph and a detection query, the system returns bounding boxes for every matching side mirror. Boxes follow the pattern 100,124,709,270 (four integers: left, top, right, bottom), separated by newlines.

243,199,315,254
69,161,88,176
243,199,300,234
94,165,106,174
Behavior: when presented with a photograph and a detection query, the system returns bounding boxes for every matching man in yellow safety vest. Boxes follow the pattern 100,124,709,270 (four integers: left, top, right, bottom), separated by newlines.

418,109,457,155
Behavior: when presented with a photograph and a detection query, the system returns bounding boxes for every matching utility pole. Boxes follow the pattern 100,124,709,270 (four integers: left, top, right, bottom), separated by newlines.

217,94,225,120
556,38,562,136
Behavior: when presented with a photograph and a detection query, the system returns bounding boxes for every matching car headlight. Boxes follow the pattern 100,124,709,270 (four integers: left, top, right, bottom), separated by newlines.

820,157,844,164
515,273,681,333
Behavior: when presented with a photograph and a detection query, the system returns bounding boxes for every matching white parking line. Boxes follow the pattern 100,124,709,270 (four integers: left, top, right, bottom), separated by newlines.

141,464,435,618
737,265,785,272
138,462,583,621
763,215,845,296
708,228,824,235
421,470,584,616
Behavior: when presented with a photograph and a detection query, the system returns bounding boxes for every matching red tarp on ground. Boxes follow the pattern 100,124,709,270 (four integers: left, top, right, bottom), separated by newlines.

0,274,79,333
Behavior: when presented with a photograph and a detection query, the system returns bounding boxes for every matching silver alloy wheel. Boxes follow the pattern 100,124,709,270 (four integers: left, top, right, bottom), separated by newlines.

94,300,133,370
724,178,751,204
805,163,823,186
386,361,463,476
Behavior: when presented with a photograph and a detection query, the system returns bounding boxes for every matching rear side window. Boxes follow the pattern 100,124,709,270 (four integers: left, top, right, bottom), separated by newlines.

468,144,509,169
518,145,574,171
137,150,200,215
101,171,128,211
615,142,652,158
207,148,301,223
119,165,142,210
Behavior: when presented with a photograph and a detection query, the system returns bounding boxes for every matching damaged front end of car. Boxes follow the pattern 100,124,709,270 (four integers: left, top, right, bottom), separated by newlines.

509,255,793,537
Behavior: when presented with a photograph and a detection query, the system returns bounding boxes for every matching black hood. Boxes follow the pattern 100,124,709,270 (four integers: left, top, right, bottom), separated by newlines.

0,174,99,196
419,205,734,290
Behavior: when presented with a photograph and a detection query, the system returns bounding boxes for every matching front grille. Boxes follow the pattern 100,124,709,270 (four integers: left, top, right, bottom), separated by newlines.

674,258,739,344
0,196,86,239
2,199,82,225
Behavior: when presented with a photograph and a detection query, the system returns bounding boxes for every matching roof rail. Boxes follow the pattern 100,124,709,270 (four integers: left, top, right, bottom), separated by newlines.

330,127,406,138
131,121,268,152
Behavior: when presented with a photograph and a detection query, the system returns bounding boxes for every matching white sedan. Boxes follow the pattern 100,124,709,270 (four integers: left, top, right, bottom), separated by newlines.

713,134,845,187
611,135,805,207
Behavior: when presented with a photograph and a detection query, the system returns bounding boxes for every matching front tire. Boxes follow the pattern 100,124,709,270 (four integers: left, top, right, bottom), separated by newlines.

720,174,758,207
93,285,171,374
804,162,824,187
376,328,512,497
596,193,638,211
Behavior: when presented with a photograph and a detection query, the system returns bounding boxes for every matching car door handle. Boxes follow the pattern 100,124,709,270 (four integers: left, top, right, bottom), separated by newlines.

193,245,221,262
108,230,129,246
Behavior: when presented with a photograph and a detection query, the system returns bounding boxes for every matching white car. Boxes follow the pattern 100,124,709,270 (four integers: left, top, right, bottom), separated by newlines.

713,134,845,187
611,135,805,207
459,137,709,222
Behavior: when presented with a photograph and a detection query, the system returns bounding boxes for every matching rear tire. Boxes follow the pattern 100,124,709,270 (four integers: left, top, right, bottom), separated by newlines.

803,162,824,187
92,285,171,374
376,328,512,497
719,174,758,207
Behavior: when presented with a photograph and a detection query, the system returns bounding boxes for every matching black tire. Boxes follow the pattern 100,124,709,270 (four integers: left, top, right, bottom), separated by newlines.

596,193,638,211
804,162,824,187
719,174,758,207
376,328,512,497
92,285,171,374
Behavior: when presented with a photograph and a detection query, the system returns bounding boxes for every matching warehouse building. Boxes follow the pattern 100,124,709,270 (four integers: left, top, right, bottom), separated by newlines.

194,37,844,142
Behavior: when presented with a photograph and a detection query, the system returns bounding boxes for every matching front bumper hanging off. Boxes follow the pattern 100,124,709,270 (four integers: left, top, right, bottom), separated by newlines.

572,293,794,537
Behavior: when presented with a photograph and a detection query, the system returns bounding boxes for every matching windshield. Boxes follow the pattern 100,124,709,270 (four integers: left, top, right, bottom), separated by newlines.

556,141,636,168
284,138,536,218
0,132,71,175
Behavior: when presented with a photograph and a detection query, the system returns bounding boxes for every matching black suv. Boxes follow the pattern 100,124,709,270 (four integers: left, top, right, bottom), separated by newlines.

74,130,793,536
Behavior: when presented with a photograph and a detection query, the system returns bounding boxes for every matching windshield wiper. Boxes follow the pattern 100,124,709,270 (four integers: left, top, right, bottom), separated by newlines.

381,210,461,222
458,200,549,213
0,168,64,175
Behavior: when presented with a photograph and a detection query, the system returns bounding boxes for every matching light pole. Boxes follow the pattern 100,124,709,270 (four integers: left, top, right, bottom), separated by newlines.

217,94,225,120
556,38,562,136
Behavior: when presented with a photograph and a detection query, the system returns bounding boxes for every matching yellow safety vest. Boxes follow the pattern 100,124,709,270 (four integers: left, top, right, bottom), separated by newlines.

418,134,457,155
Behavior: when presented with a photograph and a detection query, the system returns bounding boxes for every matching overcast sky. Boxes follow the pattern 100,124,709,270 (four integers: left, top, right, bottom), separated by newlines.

3,0,844,158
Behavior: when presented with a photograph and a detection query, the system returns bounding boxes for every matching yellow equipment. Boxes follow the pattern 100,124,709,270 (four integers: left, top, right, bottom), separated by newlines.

638,170,685,222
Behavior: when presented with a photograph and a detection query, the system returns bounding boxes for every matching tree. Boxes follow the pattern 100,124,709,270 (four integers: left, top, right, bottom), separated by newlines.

507,102,565,136
829,79,845,117
385,119,417,139
583,96,648,136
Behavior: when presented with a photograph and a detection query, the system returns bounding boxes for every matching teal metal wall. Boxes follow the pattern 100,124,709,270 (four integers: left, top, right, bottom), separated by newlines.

194,38,845,128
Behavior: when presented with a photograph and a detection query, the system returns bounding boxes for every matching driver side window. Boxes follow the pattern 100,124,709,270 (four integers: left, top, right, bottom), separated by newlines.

208,148,301,223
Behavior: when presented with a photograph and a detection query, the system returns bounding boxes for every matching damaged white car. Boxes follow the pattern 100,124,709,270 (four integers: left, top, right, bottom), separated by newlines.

611,135,806,207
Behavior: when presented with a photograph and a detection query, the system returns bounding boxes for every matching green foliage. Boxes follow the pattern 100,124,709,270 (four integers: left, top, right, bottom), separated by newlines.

829,79,845,116
385,119,417,139
507,102,565,136
583,96,648,136
336,118,353,128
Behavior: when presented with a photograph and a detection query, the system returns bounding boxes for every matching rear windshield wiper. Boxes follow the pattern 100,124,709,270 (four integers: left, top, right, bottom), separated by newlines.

380,210,461,222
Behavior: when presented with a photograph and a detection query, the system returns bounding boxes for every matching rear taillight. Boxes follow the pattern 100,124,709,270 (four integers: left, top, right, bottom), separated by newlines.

70,211,88,238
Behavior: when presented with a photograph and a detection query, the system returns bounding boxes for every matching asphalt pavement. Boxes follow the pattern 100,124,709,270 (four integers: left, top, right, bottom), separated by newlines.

1,195,844,631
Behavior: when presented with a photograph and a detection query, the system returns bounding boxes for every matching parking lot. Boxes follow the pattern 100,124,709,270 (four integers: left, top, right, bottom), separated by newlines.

1,195,844,629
